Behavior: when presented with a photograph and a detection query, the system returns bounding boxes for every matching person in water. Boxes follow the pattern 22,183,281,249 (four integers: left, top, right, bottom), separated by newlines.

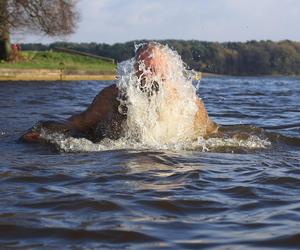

21,42,218,143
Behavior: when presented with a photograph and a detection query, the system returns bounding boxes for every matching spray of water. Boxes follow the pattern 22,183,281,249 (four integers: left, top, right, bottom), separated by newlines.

117,43,200,146
39,43,271,152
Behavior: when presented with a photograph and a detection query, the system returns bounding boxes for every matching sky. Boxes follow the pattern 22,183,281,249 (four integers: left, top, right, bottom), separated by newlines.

15,0,300,44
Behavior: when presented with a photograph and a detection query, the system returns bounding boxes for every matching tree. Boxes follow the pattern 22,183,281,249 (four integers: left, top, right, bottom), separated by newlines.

0,0,79,61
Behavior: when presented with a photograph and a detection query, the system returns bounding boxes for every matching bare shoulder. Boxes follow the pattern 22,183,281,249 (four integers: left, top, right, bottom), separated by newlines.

68,84,119,131
93,84,118,101
194,97,219,135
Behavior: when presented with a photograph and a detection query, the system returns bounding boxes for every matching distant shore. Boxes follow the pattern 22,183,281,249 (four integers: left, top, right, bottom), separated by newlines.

201,72,226,78
0,68,116,81
201,72,300,78
0,69,204,81
1,68,297,82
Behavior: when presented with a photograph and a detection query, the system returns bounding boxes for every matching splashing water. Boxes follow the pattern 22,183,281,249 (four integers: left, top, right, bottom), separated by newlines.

41,130,271,153
117,43,200,145
39,44,271,152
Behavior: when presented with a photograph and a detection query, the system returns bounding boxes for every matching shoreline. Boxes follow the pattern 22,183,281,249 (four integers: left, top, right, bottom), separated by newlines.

201,72,300,78
0,68,298,82
0,68,116,81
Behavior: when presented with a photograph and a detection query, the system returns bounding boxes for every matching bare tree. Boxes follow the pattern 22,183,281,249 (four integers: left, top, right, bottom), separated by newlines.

0,0,79,61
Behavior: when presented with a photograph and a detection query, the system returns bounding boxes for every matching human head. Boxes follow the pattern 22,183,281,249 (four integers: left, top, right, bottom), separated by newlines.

134,42,168,77
134,42,168,94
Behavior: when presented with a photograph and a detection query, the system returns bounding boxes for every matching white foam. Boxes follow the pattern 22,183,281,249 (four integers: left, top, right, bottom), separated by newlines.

40,131,271,153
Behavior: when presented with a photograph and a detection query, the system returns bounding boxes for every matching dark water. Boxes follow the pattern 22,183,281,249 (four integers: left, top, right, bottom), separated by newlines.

0,77,300,249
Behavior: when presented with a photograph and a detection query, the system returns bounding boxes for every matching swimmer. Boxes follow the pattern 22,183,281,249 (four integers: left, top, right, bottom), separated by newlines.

21,42,218,143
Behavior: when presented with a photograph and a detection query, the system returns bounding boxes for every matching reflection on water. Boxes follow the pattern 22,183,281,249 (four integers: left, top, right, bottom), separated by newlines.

0,77,300,249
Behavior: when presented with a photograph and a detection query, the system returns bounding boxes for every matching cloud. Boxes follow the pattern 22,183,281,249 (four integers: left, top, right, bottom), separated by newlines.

19,0,300,43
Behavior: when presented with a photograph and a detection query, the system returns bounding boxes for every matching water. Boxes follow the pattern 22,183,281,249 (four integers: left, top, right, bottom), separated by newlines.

0,77,300,249
116,44,202,145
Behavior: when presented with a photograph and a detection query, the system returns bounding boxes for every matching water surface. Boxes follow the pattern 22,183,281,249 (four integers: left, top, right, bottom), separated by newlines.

0,77,300,249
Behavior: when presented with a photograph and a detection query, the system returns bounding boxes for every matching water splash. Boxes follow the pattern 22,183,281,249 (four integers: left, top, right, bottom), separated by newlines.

39,44,271,153
117,43,200,145
40,130,271,153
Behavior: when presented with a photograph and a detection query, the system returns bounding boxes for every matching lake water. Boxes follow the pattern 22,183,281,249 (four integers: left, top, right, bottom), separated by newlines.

0,77,300,249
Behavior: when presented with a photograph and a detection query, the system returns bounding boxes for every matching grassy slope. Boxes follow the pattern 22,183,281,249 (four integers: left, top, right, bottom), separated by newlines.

0,51,116,73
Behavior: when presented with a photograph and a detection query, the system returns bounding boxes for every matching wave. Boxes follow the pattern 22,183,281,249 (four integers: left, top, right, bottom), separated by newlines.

39,125,273,153
262,122,300,130
0,224,159,242
36,122,300,153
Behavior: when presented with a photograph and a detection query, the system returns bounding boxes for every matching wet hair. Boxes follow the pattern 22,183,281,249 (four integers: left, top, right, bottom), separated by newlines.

134,42,163,96
135,42,156,56
134,42,164,59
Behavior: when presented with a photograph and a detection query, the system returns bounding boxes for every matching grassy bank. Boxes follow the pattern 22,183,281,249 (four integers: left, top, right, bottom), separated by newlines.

0,50,116,74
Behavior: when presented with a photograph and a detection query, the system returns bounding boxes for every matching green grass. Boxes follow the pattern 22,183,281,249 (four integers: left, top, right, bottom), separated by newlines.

0,51,116,73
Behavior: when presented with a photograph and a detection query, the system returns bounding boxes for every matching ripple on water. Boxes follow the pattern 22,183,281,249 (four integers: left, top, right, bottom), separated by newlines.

137,199,228,215
0,224,160,243
19,199,123,212
1,77,300,249
221,186,258,199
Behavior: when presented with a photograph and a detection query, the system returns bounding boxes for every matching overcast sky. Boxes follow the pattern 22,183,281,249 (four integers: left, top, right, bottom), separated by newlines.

17,0,300,44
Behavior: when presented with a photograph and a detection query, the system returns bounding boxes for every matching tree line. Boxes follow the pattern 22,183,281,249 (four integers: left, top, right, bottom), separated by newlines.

21,40,300,76
1,2,299,76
